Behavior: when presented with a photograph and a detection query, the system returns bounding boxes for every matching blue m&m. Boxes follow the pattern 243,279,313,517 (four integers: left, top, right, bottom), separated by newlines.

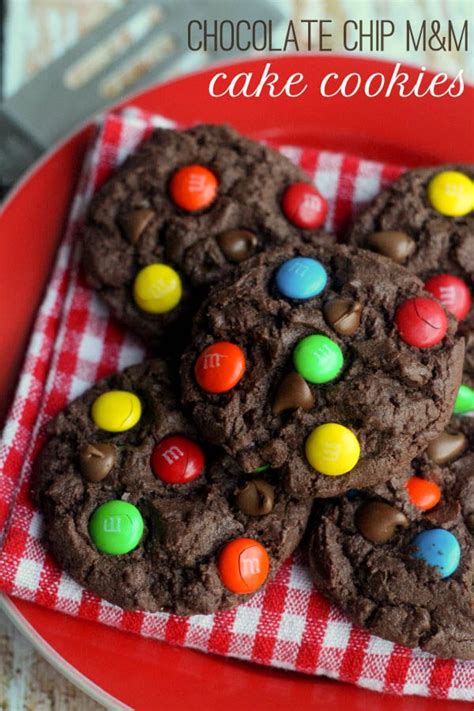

276,257,327,300
412,529,461,578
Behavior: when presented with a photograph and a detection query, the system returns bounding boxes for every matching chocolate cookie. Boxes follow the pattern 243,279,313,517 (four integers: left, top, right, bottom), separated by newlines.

82,124,329,345
308,417,474,659
347,165,473,386
180,243,464,498
32,360,311,614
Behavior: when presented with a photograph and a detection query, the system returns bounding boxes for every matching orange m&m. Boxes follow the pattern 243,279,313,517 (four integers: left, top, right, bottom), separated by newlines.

218,538,270,594
169,164,218,212
406,476,441,511
194,341,246,393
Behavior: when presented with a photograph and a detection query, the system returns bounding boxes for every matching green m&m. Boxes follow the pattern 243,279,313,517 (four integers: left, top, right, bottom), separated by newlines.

454,383,474,415
89,500,144,555
293,334,344,384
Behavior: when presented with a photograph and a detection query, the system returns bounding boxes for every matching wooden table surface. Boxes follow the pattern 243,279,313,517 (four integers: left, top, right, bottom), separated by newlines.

1,1,471,708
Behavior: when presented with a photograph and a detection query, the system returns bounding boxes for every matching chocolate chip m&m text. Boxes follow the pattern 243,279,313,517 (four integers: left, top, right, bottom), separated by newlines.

186,19,468,98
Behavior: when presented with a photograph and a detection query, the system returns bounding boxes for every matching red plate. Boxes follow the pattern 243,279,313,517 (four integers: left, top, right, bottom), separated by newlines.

1,56,472,709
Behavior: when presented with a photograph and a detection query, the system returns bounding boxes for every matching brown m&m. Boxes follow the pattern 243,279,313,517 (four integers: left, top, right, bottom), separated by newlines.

79,443,116,482
323,298,362,336
272,372,315,415
235,479,275,516
367,231,416,264
118,208,154,243
218,230,258,263
355,501,409,543
426,431,468,465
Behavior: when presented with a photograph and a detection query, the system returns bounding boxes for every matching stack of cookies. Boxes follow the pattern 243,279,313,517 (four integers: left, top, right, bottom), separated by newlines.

32,125,474,660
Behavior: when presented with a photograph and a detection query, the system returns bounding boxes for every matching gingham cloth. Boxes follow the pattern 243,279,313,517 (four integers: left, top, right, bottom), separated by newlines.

0,109,472,702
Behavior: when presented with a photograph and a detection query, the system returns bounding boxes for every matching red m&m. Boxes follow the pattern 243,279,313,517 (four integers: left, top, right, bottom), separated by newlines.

282,182,327,229
218,538,270,594
195,341,246,393
406,476,441,511
169,164,218,212
151,435,205,484
395,296,448,348
424,274,472,321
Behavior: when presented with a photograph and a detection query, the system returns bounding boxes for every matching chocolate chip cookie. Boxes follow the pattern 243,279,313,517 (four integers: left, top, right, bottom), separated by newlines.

308,417,474,659
82,124,329,345
347,165,473,386
180,243,464,499
32,360,311,614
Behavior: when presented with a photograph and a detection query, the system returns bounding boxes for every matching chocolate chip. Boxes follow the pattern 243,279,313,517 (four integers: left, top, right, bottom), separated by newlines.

79,443,116,482
367,231,416,264
426,432,468,465
355,501,409,543
323,298,362,336
118,209,154,243
466,513,474,533
217,230,258,263
235,479,275,516
272,372,315,415
426,500,461,525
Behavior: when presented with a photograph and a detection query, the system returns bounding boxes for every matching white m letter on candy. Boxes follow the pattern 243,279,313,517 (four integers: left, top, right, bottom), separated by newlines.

162,446,184,464
240,557,261,576
202,353,228,369
438,286,456,306
187,174,207,193
103,516,121,533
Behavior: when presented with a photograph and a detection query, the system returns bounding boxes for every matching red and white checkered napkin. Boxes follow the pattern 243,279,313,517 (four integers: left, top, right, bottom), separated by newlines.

0,109,472,701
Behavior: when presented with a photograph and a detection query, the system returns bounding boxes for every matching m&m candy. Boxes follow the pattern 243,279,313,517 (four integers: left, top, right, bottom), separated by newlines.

169,164,218,212
305,423,360,476
151,435,205,484
218,538,270,593
395,297,448,348
424,274,472,321
281,182,327,229
195,341,246,393
412,528,461,578
89,500,144,555
275,257,328,300
406,477,441,511
133,264,182,314
454,383,474,415
91,391,142,432
293,334,343,384
427,170,474,217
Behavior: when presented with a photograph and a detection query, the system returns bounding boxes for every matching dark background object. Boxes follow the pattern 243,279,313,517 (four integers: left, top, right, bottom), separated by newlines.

0,0,282,196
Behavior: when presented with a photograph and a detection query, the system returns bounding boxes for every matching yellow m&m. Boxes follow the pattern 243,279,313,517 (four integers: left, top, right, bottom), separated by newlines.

427,171,474,217
133,264,182,314
305,423,360,476
91,391,142,432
